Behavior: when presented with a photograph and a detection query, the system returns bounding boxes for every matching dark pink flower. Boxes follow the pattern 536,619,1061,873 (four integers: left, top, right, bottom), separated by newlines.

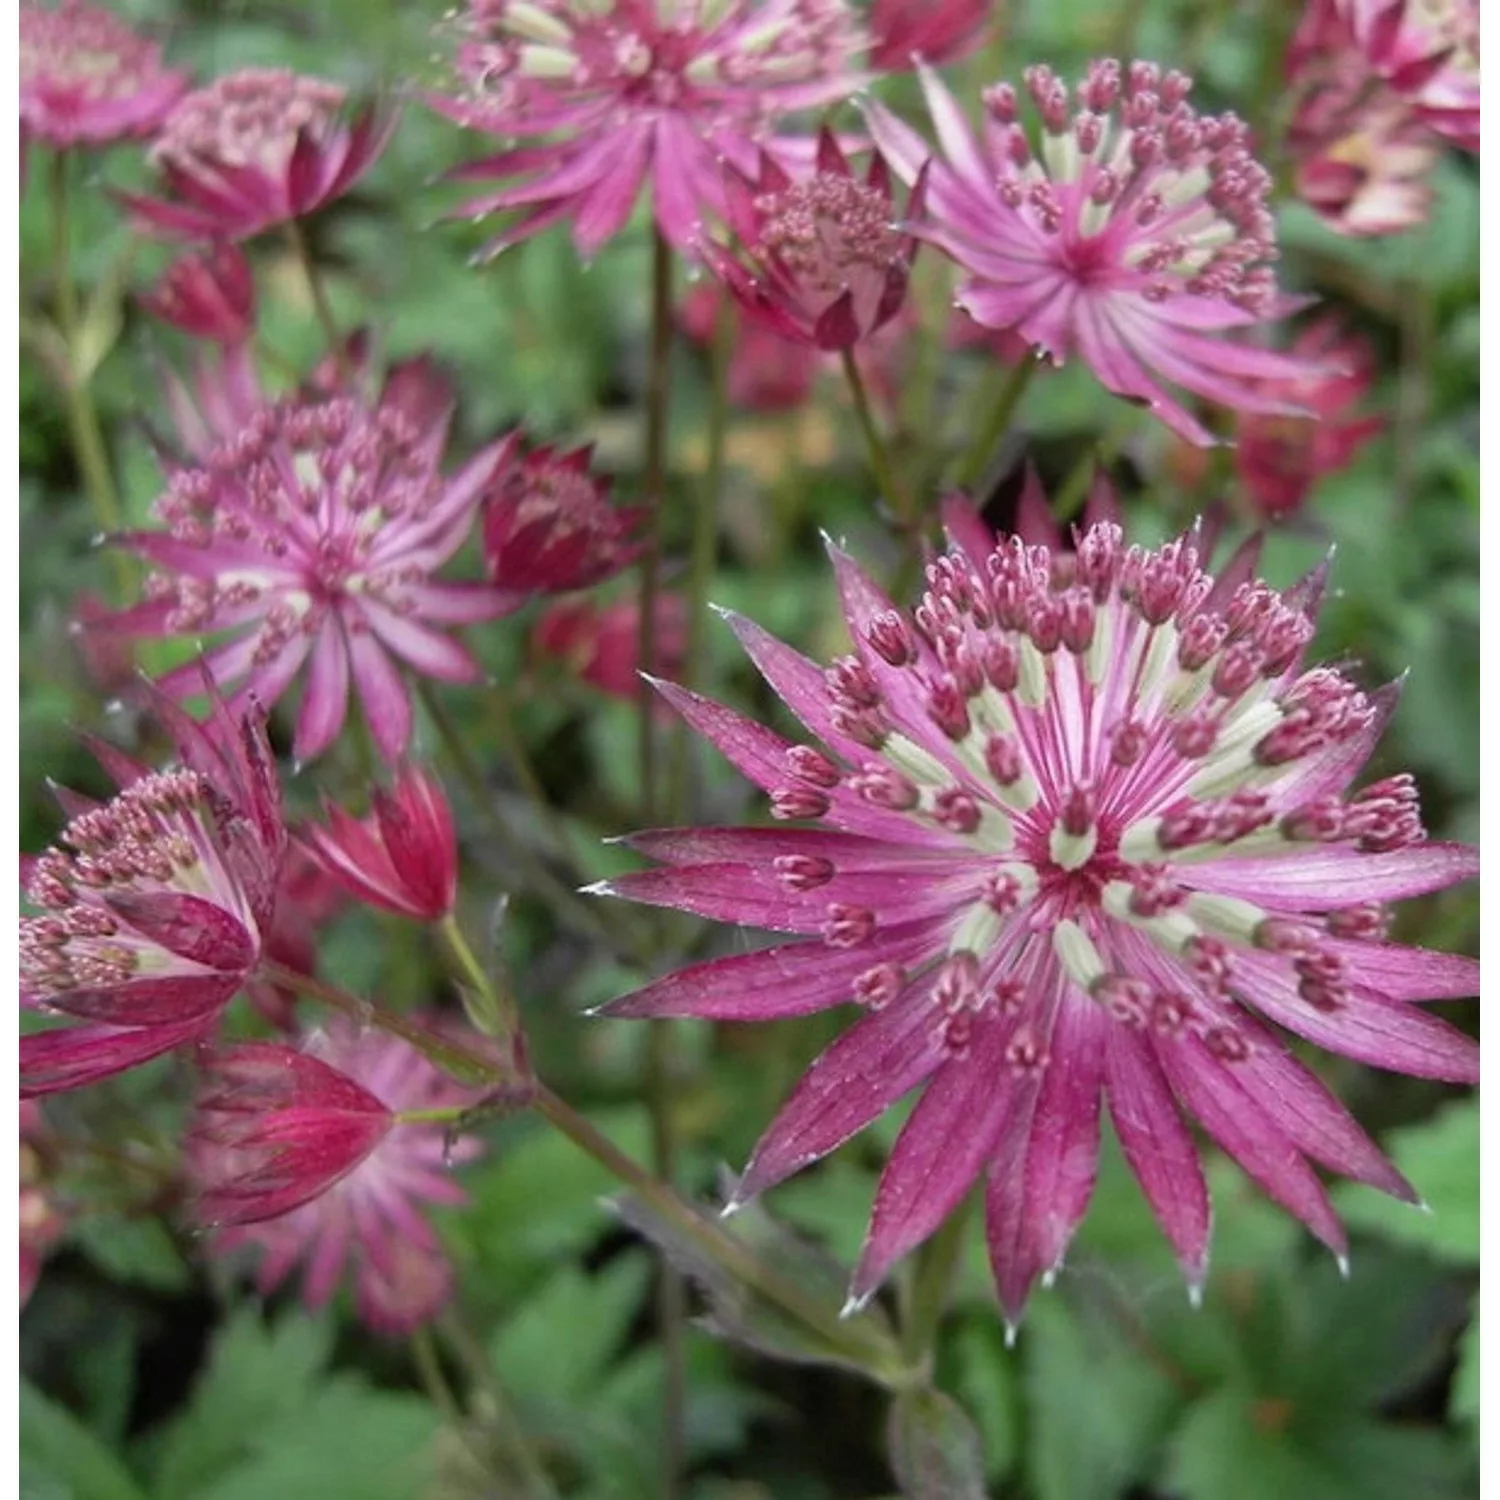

705,130,925,352
431,0,866,256
245,848,347,1031
534,593,687,700
1234,319,1385,522
105,357,524,764
189,1041,397,1226
597,514,1478,1327
482,436,645,592
139,242,256,346
119,69,393,242
869,0,992,73
20,1103,66,1306
680,285,820,412
866,61,1320,446
209,1019,481,1336
299,765,458,922
20,681,287,1097
20,0,186,152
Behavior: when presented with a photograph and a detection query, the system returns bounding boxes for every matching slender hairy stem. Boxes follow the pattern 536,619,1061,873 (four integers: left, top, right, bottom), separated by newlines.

899,1190,976,1368
284,217,348,375
416,679,624,956
411,1325,466,1427
953,356,1039,492
841,347,908,533
49,150,128,591
636,227,675,826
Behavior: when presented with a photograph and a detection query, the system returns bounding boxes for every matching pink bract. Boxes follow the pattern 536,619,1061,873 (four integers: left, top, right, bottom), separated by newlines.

868,0,992,73
210,1019,482,1336
865,60,1320,447
705,130,925,352
104,354,524,764
21,0,187,152
534,592,688,700
598,513,1478,1326
300,764,459,922
431,0,866,256
139,241,256,346
119,68,393,242
20,680,287,1097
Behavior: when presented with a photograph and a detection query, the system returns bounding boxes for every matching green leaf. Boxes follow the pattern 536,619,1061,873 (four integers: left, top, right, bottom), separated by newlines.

69,1215,191,1294
20,1380,149,1500
945,1320,1020,1484
1335,1099,1479,1265
1450,1302,1479,1446
886,1388,989,1500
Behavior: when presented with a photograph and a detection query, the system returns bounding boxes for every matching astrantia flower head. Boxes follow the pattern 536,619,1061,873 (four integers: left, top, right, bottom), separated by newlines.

680,284,820,411
432,0,866,256
209,1019,481,1336
865,61,1321,446
868,0,992,73
20,0,187,152
139,242,256,346
107,357,524,764
482,436,645,593
21,681,286,1097
705,130,924,351
120,68,393,242
1234,318,1385,522
300,764,458,922
598,511,1479,1326
534,592,688,700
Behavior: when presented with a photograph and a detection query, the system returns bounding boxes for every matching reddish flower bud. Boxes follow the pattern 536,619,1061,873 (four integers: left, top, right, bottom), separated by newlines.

140,242,256,346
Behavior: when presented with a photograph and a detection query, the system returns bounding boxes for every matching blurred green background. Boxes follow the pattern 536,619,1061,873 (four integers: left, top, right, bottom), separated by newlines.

20,1,1478,1497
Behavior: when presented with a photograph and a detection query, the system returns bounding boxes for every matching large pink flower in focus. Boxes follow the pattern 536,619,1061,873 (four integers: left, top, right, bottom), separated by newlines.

20,682,287,1097
118,69,393,242
21,0,187,152
106,357,524,764
208,1020,482,1336
431,0,866,256
865,60,1321,447
597,514,1479,1326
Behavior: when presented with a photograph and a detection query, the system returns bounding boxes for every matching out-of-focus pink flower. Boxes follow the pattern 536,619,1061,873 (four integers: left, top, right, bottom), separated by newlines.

104,355,524,764
245,848,347,1032
1286,1,1448,237
20,680,287,1097
139,242,255,346
680,285,820,413
431,0,866,257
534,594,687,700
20,1103,66,1306
118,69,393,242
300,765,458,922
869,0,992,72
1235,319,1385,522
598,512,1479,1327
705,131,924,351
209,1019,481,1336
482,437,645,593
20,0,187,152
189,1041,397,1226
866,61,1319,447
70,591,136,695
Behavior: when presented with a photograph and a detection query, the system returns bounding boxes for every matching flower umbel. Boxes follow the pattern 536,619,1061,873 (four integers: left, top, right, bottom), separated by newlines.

432,0,866,256
866,60,1318,445
207,1019,481,1335
139,242,257,346
20,681,286,1096
120,68,392,241
598,515,1479,1324
107,358,523,763
21,0,187,152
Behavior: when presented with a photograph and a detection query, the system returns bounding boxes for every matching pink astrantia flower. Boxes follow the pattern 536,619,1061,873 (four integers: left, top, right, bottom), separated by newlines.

209,1019,481,1335
705,130,925,352
680,284,820,412
432,0,866,257
20,0,187,152
20,682,286,1097
482,436,645,593
865,60,1320,447
300,765,458,922
106,356,524,764
139,242,256,346
118,68,393,242
20,1103,66,1305
1234,319,1385,522
869,0,992,72
597,516,1479,1326
245,848,347,1032
534,592,688,700
189,1041,398,1226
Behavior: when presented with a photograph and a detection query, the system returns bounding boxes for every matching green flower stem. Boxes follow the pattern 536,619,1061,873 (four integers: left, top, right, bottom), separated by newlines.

841,347,909,537
898,1189,976,1370
284,217,348,375
953,356,1039,492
